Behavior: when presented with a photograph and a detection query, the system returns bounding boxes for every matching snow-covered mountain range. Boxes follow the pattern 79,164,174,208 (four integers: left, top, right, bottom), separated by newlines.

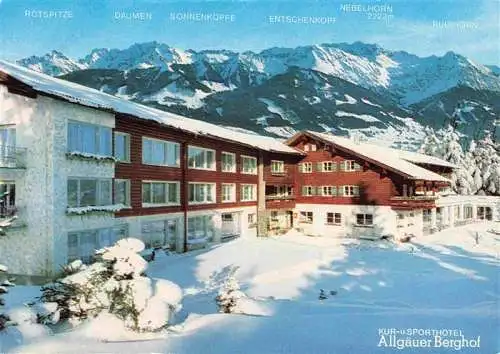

17,41,500,147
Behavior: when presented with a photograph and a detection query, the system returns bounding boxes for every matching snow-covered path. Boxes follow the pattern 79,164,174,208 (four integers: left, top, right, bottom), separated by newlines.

3,223,499,353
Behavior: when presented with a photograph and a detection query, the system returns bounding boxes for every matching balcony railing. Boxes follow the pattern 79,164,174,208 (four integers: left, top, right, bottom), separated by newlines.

390,195,438,209
265,194,295,201
0,146,27,169
270,170,287,177
391,195,439,201
0,205,17,219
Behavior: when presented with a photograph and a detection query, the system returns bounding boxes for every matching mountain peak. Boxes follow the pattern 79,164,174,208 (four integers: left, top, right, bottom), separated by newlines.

15,41,500,103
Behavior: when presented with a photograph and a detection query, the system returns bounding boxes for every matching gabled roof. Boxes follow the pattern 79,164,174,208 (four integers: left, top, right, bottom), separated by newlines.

287,131,452,183
0,60,300,155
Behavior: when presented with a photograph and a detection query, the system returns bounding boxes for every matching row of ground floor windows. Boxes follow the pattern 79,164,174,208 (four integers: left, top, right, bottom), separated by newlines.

298,211,373,227
67,212,257,264
422,205,493,223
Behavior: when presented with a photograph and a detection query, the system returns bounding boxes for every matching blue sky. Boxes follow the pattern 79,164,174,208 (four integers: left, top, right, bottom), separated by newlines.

0,0,498,65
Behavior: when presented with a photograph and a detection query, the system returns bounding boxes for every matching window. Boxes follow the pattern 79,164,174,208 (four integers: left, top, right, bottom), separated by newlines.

299,162,313,173
277,185,292,196
68,224,128,264
142,137,180,166
141,219,178,249
221,183,236,203
485,207,493,221
464,205,473,219
271,160,285,174
304,143,317,151
241,184,257,201
189,183,215,204
221,152,236,172
241,155,257,174
454,206,461,220
423,209,432,223
342,185,360,197
321,161,336,172
114,179,130,206
302,185,316,196
0,127,16,148
0,128,18,168
68,121,112,156
67,178,112,208
0,127,17,167
340,160,361,172
326,212,342,225
114,132,130,162
142,181,179,205
187,215,214,243
0,182,16,218
0,182,15,207
248,213,257,228
270,211,279,221
321,186,337,196
356,213,373,227
476,206,492,220
188,146,216,170
299,211,313,223
266,185,292,198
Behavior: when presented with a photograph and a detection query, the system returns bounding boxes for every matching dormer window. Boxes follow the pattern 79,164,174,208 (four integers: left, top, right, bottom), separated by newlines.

303,143,317,152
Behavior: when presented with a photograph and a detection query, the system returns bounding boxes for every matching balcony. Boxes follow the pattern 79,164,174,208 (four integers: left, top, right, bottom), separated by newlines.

265,194,296,210
268,168,293,182
265,194,295,201
390,195,439,209
0,146,27,169
270,170,287,177
0,205,25,234
0,205,17,219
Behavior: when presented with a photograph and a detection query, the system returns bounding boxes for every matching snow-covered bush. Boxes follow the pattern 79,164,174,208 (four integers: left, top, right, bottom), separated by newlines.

0,263,15,330
215,266,245,314
34,238,182,332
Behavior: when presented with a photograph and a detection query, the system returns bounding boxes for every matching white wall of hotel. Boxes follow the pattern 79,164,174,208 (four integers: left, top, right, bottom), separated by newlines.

0,86,116,276
294,203,399,238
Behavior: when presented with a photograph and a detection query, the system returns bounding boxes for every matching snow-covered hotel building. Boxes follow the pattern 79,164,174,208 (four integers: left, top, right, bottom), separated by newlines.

0,60,498,276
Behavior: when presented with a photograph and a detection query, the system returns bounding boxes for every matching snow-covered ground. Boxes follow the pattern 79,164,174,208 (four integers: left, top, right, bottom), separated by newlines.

2,222,499,353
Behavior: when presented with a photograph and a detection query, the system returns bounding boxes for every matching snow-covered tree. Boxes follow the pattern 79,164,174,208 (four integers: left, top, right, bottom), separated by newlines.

469,131,500,195
419,126,444,157
215,266,245,314
0,264,15,330
34,238,182,332
419,126,500,195
420,126,476,194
